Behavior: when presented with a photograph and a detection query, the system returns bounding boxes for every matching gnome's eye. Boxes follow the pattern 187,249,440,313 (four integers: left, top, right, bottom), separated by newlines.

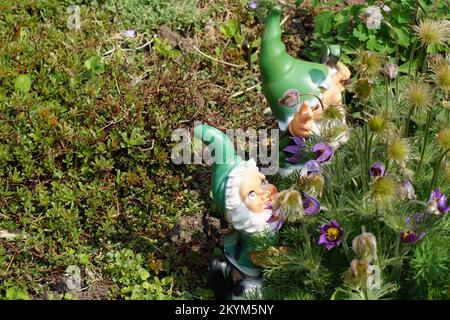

261,179,268,186
248,191,256,201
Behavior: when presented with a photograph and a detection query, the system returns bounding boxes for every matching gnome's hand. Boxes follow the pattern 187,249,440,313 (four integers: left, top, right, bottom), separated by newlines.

288,101,317,138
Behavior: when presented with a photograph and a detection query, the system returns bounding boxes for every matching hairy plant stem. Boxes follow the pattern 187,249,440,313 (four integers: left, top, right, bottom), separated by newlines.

364,114,369,187
363,287,369,300
385,78,389,111
415,46,426,80
429,147,450,195
408,40,417,78
404,105,415,136
417,109,432,176
367,132,374,167
374,207,382,262
355,129,367,192
392,236,402,281
383,21,399,104
300,218,313,262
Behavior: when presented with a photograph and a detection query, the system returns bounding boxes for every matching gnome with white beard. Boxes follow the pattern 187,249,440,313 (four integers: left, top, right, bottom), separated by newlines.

194,124,280,299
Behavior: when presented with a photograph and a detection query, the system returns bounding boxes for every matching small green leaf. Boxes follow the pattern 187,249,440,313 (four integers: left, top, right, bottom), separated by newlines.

353,25,368,41
14,74,32,93
84,56,105,74
314,11,334,34
366,36,378,51
5,287,30,300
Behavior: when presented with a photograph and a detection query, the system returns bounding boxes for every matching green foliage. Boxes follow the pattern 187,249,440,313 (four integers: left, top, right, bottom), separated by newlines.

153,37,180,59
14,74,32,93
100,0,210,33
2,287,31,300
106,249,181,299
0,0,448,301
408,218,450,299
308,0,450,64
84,56,105,75
220,19,245,47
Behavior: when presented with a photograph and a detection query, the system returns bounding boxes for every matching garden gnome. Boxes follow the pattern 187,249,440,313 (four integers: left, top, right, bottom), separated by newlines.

260,6,351,176
194,124,279,299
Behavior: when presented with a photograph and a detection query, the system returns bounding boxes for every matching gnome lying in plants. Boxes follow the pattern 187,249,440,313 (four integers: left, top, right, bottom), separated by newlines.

194,124,282,299
260,6,351,176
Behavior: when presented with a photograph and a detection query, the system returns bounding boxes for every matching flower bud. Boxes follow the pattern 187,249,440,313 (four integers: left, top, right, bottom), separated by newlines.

305,173,325,198
437,128,450,151
368,115,384,132
368,175,397,205
344,258,371,289
322,105,345,121
382,63,398,80
387,136,411,164
352,232,377,262
273,187,304,222
397,179,416,200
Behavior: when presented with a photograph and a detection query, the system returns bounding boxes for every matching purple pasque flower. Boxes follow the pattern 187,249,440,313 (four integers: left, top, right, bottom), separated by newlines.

397,179,416,200
123,29,136,38
369,161,385,177
248,1,258,10
283,136,306,163
305,160,322,175
311,142,334,163
428,188,450,214
303,193,321,215
400,229,425,244
266,210,284,231
318,220,344,250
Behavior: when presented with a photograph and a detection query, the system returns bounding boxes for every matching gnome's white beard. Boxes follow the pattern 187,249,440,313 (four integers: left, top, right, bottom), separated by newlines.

225,204,275,234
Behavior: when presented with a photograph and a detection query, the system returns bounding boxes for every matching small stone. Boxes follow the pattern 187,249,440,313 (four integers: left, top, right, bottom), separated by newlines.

64,265,82,291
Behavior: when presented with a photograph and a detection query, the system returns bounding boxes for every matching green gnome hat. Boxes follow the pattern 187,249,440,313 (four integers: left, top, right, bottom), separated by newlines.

260,6,340,131
194,124,243,213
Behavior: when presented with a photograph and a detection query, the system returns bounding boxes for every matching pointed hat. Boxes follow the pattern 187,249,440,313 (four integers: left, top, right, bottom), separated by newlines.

194,124,243,213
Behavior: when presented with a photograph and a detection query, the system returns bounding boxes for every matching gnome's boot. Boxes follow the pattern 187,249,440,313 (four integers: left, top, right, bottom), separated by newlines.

207,255,234,300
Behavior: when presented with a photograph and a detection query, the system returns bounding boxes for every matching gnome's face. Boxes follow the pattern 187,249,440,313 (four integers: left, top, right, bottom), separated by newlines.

238,168,277,213
321,62,351,108
225,160,278,234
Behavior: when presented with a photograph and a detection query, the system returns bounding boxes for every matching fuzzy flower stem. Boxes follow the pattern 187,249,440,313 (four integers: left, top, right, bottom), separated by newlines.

367,132,374,166
417,109,433,176
392,234,402,280
414,0,428,17
364,115,370,186
415,46,426,80
429,147,450,195
374,207,382,265
407,40,417,78
301,219,313,262
355,129,368,191
404,105,415,137
383,21,400,102
385,77,390,111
